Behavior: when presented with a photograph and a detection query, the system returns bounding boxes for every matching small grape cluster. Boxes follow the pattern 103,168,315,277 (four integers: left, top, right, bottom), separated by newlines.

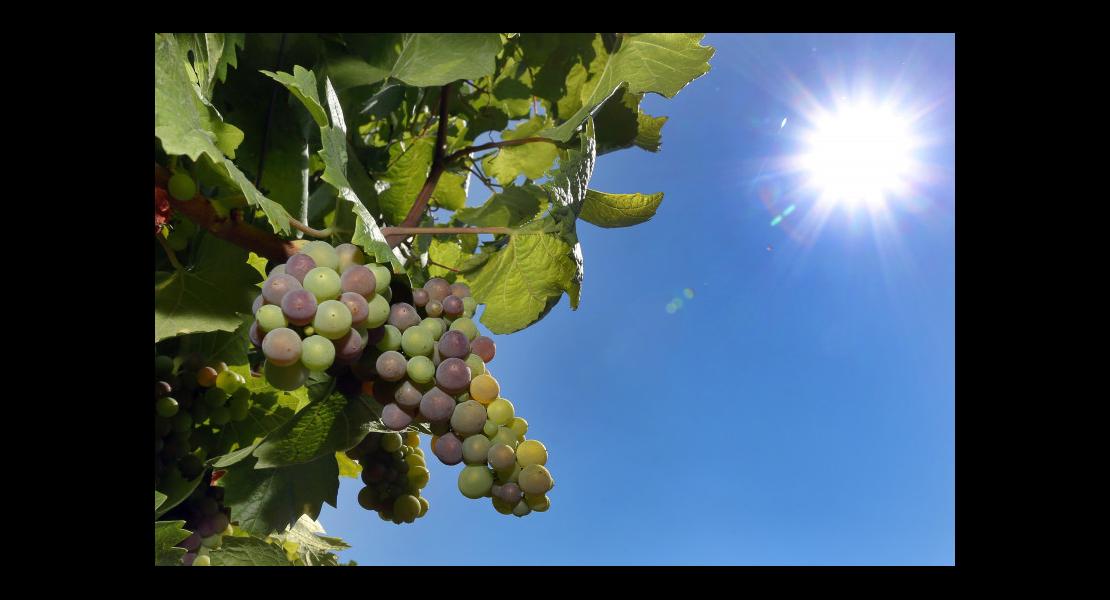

165,471,231,567
347,431,430,524
155,354,251,488
251,240,394,391
352,276,554,518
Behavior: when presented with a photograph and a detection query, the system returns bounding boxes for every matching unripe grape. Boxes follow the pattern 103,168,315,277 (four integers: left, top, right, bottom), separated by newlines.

450,400,486,436
193,555,211,566
518,464,554,496
418,496,430,517
449,316,478,341
423,277,451,301
301,335,336,371
335,243,366,272
512,500,532,517
458,465,494,499
393,494,422,521
367,264,392,295
516,439,548,467
401,326,434,357
462,434,491,465
168,172,197,201
465,354,486,376
375,325,402,352
509,417,528,439
470,374,500,405
487,443,516,471
462,296,477,318
482,419,499,438
380,432,403,453
412,288,429,307
303,267,342,303
406,355,435,384
263,360,309,391
407,466,430,489
425,299,443,317
492,496,514,515
302,240,340,272
155,355,175,379
156,396,179,418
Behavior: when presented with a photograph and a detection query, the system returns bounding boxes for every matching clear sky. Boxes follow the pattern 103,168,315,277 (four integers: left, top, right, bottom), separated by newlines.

319,33,955,566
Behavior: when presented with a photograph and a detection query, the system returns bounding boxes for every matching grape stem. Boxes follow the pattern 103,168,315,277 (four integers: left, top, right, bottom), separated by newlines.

287,218,333,239
387,83,453,248
444,137,559,164
155,232,185,271
426,258,461,273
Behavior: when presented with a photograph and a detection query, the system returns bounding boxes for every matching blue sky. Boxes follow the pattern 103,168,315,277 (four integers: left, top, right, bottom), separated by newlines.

319,33,955,566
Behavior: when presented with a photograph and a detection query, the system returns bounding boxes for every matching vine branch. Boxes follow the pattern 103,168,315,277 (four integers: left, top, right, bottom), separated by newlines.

387,83,453,248
445,137,559,164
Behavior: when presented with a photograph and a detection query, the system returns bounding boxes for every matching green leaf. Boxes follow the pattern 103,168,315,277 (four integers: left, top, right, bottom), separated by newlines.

579,189,664,228
154,235,261,342
155,490,168,511
177,322,250,371
483,117,559,185
155,468,205,519
455,184,548,228
176,33,244,100
220,453,340,537
431,170,469,211
635,112,667,152
155,33,290,233
540,33,714,142
205,375,304,454
390,33,502,87
208,536,292,566
260,66,328,128
378,135,434,224
593,87,668,155
155,520,192,566
336,452,362,478
544,118,597,215
252,391,349,468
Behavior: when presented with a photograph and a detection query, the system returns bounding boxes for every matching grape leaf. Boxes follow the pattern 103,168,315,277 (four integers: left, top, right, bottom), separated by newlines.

176,33,244,100
260,66,328,128
454,184,548,228
154,235,261,342
251,391,349,468
155,468,204,520
540,33,714,142
378,135,434,224
176,321,250,371
544,117,597,215
155,33,291,233
336,452,362,478
155,520,192,566
208,536,292,566
579,189,664,228
219,453,340,537
155,490,168,511
593,86,668,155
431,170,469,211
482,117,559,185
390,33,502,87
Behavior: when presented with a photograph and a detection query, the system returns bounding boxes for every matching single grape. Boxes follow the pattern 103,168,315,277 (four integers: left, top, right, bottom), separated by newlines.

155,355,175,379
419,387,455,423
388,303,421,332
262,328,302,366
492,496,514,515
335,243,366,272
229,389,251,421
448,317,478,342
518,464,554,496
432,432,463,465
516,439,548,467
418,317,445,341
442,295,464,319
487,398,515,427
339,292,370,326
333,328,367,363
487,443,516,471
264,360,309,391
193,555,211,567
313,300,353,340
255,304,287,333
458,465,494,499
270,263,287,277
262,273,303,306
302,240,340,272
471,336,496,363
404,453,426,470
462,434,491,465
375,350,407,382
418,496,430,517
509,417,528,439
424,277,451,302
412,288,429,308
281,253,314,284
301,335,336,371
216,370,245,395
465,354,486,376
425,299,443,318
482,419,499,438
407,466,430,490
203,387,229,407
303,267,342,303
155,380,172,398
450,400,487,436
376,324,403,352
406,355,435,384
401,326,434,358
393,494,422,522
280,289,318,326
381,403,413,430
497,482,523,505
381,432,403,453
449,282,471,298
524,493,550,512
340,265,377,299
172,412,193,433
462,296,477,318
490,426,519,449
363,295,390,329
156,396,179,418
394,381,423,410
196,367,218,388
470,373,500,405
357,486,377,510
168,172,197,201
436,357,471,394
512,500,532,517
437,330,470,360
367,264,392,295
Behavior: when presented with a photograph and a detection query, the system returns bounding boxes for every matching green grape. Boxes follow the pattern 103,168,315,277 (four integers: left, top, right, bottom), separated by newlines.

168,172,197,201
524,493,550,512
264,360,309,391
368,264,392,295
404,453,426,469
365,295,390,328
518,464,554,496
487,397,515,426
408,466,430,489
303,267,342,302
393,494,422,522
210,406,230,425
302,240,340,272
462,434,491,465
418,496,430,517
482,420,499,438
193,555,211,567
509,417,528,439
376,324,402,351
215,370,244,395
406,355,435,384
156,396,179,418
491,426,519,449
492,496,514,515
449,317,479,342
229,389,251,421
419,317,445,341
469,374,500,405
335,243,366,272
516,439,547,467
155,355,175,379
450,400,487,436
458,465,494,499
381,432,403,453
301,335,336,371
401,326,434,357
465,354,486,376
512,500,532,517
255,304,287,332
172,412,193,433
313,300,353,339
462,296,477,318
496,463,521,484
203,387,229,408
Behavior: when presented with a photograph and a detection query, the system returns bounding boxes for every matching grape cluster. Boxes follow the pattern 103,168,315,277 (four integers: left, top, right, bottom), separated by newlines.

251,240,393,390
155,353,252,489
163,470,231,567
351,276,555,518
347,431,430,524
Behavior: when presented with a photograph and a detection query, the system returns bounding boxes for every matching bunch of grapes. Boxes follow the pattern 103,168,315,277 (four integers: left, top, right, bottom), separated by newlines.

155,353,252,489
347,431,430,524
163,470,232,566
351,276,555,518
251,240,394,391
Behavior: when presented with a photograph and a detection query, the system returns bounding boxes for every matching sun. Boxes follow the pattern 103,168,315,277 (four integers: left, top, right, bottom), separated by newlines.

797,100,919,211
